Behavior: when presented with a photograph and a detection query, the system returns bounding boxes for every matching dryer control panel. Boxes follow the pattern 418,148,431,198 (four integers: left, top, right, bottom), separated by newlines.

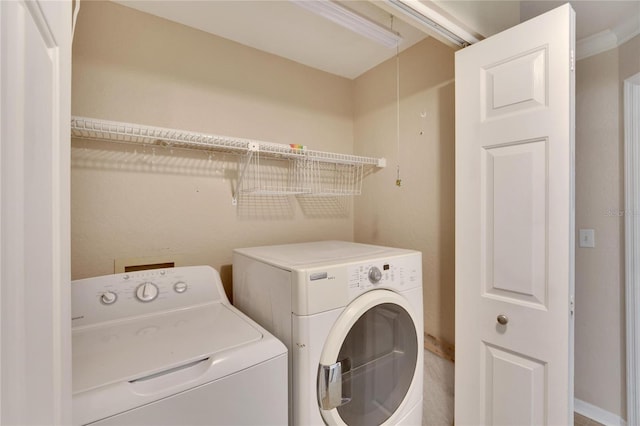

346,254,421,298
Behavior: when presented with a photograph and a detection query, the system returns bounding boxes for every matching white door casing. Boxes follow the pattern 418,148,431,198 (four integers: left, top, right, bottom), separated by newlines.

0,0,71,423
625,72,640,426
455,4,575,425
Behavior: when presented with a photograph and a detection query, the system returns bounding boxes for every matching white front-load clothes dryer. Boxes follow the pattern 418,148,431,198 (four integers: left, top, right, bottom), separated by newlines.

71,266,287,425
233,241,423,426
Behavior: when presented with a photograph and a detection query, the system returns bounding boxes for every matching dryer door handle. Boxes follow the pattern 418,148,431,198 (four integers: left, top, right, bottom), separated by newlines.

318,359,351,410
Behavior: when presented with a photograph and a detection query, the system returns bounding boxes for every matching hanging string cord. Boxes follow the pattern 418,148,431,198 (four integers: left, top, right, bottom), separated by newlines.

394,15,401,187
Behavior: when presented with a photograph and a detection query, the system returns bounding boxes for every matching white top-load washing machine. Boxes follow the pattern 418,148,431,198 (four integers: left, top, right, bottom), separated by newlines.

233,241,423,426
72,265,287,425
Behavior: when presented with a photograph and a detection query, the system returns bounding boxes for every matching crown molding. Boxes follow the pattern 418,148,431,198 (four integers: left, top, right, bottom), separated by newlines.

577,14,640,61
615,14,640,46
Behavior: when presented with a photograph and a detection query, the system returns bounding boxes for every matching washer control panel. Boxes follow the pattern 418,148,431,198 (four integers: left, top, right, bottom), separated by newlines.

72,266,224,328
135,282,160,303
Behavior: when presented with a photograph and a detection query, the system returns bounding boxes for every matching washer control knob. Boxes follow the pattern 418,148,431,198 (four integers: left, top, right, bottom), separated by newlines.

368,266,382,284
135,282,159,303
173,281,188,294
100,291,118,305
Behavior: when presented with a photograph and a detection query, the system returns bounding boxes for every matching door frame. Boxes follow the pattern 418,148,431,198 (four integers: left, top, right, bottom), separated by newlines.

0,0,71,423
625,71,640,426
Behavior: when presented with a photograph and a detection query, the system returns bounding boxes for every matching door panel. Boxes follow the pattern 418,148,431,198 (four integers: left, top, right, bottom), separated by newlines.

483,344,546,425
482,47,548,119
455,4,575,425
482,140,547,307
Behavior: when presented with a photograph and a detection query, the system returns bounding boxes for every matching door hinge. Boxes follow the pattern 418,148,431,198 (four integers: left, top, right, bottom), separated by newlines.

570,295,575,316
570,50,575,72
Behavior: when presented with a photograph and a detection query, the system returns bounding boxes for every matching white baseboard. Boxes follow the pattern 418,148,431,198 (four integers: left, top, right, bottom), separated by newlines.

575,398,626,426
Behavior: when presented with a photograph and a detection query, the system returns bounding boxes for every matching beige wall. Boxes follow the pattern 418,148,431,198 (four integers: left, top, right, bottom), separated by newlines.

72,2,458,350
71,1,356,281
433,0,520,38
353,38,456,347
72,7,640,414
620,34,640,82
574,34,640,418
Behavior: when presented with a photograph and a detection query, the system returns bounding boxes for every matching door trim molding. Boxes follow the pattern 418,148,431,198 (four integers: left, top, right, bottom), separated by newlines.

574,398,626,426
625,71,640,426
0,0,71,423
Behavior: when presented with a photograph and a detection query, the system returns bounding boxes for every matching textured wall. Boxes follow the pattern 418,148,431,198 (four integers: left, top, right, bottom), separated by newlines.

72,1,461,358
575,34,640,418
353,37,456,348
620,34,640,82
575,46,624,417
71,1,355,280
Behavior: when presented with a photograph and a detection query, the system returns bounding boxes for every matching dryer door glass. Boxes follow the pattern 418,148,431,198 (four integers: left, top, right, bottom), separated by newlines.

335,302,418,426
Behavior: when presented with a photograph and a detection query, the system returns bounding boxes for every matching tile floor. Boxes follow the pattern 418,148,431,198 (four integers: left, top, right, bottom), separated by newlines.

574,413,604,426
421,349,603,426
423,349,454,425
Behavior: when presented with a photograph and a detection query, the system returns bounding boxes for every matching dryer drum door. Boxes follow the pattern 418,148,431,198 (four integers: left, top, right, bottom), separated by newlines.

318,290,419,426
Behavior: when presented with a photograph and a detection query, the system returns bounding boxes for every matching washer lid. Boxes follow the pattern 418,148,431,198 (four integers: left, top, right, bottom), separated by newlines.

72,303,262,394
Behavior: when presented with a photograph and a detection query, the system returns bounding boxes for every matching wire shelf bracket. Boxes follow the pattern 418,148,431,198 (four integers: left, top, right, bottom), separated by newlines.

232,143,259,206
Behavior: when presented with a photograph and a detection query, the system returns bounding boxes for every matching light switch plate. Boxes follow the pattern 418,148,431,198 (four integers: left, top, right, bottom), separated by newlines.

579,229,595,248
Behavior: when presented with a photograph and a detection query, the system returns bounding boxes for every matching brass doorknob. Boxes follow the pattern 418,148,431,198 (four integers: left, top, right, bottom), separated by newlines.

497,314,509,325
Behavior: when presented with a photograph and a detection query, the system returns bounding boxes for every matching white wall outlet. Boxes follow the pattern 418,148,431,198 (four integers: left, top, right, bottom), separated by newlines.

579,229,596,248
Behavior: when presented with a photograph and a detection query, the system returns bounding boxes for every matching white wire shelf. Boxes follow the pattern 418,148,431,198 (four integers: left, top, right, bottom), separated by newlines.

242,187,313,196
71,116,386,167
71,116,385,205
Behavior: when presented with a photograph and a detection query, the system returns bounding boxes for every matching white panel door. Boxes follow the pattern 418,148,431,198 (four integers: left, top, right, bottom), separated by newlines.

455,4,575,425
0,0,71,423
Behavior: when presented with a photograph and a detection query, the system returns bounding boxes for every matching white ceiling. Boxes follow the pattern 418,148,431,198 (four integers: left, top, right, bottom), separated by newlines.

521,0,640,41
114,0,640,79
113,0,428,79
